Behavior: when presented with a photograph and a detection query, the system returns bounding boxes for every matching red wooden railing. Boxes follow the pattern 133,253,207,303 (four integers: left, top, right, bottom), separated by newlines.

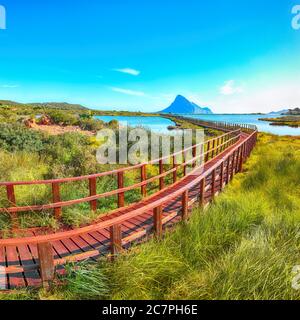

0,123,244,221
0,118,258,289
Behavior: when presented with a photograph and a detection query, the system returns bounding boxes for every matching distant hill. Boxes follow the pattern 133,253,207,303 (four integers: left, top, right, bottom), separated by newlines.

268,108,289,115
0,100,88,111
0,100,21,106
29,102,88,111
159,95,213,114
283,108,300,115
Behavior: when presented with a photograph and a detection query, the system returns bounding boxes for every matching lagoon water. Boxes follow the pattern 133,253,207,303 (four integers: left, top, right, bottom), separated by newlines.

96,114,300,136
95,116,176,133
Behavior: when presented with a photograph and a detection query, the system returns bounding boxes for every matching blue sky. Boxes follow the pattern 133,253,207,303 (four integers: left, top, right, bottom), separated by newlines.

0,0,299,113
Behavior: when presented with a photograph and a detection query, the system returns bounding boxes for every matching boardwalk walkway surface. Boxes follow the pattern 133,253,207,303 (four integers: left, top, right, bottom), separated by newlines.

0,118,257,289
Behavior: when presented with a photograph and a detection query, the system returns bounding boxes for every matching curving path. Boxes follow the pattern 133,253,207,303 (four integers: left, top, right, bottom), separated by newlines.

0,118,257,289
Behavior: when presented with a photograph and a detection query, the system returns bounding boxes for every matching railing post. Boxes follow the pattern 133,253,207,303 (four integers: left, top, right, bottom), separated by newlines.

182,190,189,220
173,155,177,183
89,177,97,212
211,169,216,200
206,141,210,162
220,162,224,189
153,206,162,239
192,145,197,168
239,144,244,172
199,178,206,207
159,159,165,190
37,242,55,289
6,185,19,230
236,147,241,173
183,151,187,176
226,156,230,184
110,224,122,260
52,182,61,219
212,139,216,158
231,152,235,181
141,165,147,198
117,172,125,208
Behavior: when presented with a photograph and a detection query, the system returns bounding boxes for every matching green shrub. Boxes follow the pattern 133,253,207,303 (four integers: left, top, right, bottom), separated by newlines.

0,123,45,152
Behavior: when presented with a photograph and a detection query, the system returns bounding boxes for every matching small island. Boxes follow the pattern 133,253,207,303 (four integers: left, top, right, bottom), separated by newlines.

259,108,300,127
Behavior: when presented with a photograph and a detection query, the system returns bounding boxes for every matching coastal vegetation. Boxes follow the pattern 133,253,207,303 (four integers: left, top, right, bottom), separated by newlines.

1,132,299,300
259,116,300,128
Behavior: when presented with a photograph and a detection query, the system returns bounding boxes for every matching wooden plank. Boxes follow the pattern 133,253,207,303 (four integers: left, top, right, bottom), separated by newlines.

17,244,41,287
0,247,7,289
5,246,26,288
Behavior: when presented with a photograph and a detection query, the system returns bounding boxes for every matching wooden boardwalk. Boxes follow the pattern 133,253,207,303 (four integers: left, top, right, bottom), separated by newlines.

0,118,257,289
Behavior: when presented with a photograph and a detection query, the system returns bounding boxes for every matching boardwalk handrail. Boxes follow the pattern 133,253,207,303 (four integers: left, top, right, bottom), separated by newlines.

0,122,246,219
0,118,258,289
0,129,257,247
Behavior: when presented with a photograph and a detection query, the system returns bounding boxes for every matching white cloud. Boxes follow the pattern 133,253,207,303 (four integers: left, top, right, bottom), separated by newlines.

213,81,300,114
220,80,244,95
0,84,19,88
111,87,145,96
113,68,141,76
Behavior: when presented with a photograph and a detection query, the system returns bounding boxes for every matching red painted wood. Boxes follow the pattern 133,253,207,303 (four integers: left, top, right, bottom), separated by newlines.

141,165,147,197
89,177,97,212
117,172,125,208
153,206,163,238
52,183,61,219
110,224,122,259
159,160,165,190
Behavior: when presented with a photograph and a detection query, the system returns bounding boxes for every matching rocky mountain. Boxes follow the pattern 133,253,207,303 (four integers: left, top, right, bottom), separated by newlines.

160,95,213,114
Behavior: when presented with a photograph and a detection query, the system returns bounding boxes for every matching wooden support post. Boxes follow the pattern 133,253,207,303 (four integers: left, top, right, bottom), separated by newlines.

6,185,19,230
110,224,122,260
37,242,55,289
182,190,189,221
117,172,125,208
153,206,162,239
226,156,230,184
141,165,147,197
212,139,215,158
89,177,97,212
206,141,210,162
236,147,241,173
230,152,235,181
239,145,244,173
173,155,177,183
159,159,164,190
192,146,196,168
52,182,61,219
220,162,224,189
199,178,205,207
211,169,216,200
183,151,187,176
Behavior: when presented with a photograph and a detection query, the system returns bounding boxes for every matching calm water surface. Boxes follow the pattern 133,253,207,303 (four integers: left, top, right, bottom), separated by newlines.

96,114,300,136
